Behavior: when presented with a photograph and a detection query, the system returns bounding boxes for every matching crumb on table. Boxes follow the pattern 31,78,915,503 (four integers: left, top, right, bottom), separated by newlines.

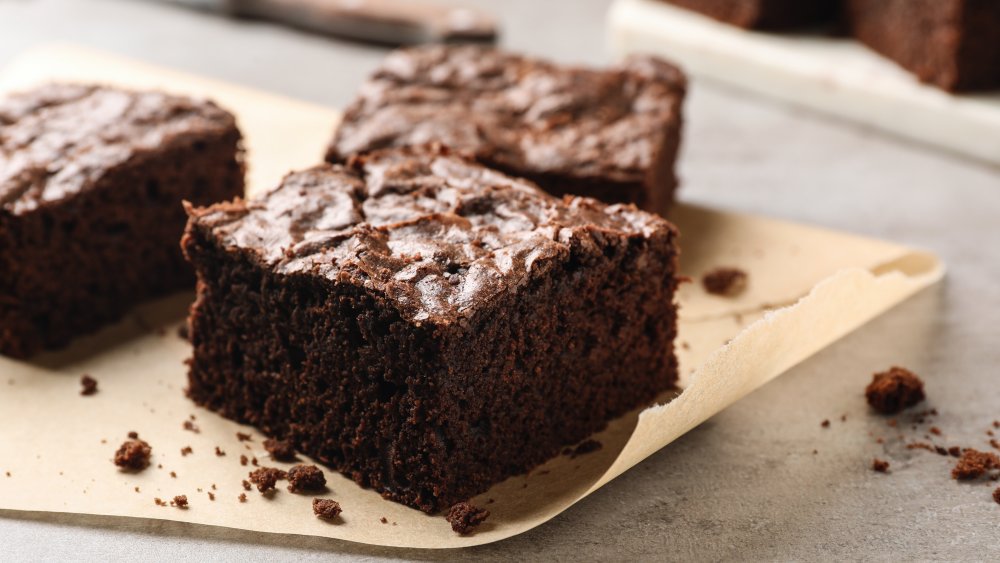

865,366,925,414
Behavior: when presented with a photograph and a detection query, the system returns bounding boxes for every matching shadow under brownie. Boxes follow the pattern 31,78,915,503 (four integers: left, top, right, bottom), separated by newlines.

182,146,679,512
0,83,244,358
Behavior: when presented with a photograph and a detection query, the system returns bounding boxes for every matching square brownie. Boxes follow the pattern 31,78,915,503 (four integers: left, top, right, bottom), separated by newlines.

844,0,1000,92
0,83,244,358
662,0,837,30
326,45,685,217
183,146,679,512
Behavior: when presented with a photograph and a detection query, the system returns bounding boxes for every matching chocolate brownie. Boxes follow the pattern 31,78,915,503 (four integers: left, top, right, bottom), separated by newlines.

662,0,837,30
326,45,685,216
0,83,244,358
183,146,679,512
844,0,1000,92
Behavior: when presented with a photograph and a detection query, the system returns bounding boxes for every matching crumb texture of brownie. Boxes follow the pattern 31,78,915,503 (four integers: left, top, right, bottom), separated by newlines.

951,449,999,480
844,0,1000,92
662,0,837,29
183,146,679,512
114,439,152,471
0,83,245,358
446,502,490,534
326,45,685,215
248,467,286,492
313,498,342,520
79,374,98,396
865,367,925,414
263,438,297,461
872,458,890,473
287,464,327,493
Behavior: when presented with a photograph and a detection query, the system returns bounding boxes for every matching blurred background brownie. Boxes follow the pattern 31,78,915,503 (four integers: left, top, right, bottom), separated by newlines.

661,0,837,30
183,146,679,512
326,45,686,216
843,0,1000,92
0,83,244,358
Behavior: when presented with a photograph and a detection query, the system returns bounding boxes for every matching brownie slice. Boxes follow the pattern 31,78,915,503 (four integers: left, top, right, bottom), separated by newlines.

183,146,679,512
662,0,838,30
844,0,1000,92
0,83,244,358
326,45,685,216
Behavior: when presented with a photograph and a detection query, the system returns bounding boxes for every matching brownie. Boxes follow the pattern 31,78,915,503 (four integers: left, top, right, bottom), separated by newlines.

844,0,1000,92
662,0,837,30
326,45,685,216
0,83,244,358
182,146,679,512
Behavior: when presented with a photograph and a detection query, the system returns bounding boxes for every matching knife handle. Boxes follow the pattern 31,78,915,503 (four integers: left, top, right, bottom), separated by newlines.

239,0,498,45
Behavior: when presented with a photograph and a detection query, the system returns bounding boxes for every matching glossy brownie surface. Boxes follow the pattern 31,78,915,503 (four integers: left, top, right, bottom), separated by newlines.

0,83,238,215
197,146,673,323
327,45,685,214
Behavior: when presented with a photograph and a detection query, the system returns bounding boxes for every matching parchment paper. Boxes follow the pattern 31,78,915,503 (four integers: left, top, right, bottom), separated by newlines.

0,46,944,549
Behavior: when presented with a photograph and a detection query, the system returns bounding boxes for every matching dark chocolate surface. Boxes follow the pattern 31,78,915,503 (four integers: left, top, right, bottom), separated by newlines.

0,83,238,215
192,146,672,324
326,45,685,212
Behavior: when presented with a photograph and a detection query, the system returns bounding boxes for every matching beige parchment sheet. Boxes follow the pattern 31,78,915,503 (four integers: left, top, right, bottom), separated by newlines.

0,46,944,549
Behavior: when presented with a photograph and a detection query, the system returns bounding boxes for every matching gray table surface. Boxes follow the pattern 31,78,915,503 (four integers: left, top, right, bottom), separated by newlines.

1,0,998,560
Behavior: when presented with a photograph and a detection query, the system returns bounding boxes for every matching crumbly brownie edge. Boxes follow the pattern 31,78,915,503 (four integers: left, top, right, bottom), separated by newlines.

182,173,679,512
0,124,244,358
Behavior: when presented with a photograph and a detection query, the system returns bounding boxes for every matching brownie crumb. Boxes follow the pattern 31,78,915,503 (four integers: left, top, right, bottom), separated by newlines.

865,367,925,414
134,486,140,492
208,492,215,501
264,438,297,461
127,431,139,439
313,498,342,520
170,471,177,478
994,487,1000,505
182,420,200,433
872,458,890,473
215,446,226,457
821,419,831,428
569,439,603,458
446,502,490,535
240,454,248,466
171,495,188,508
114,439,152,471
380,516,388,524
80,374,98,396
238,493,247,503
248,467,286,492
949,446,963,457
930,426,942,436
242,479,252,491
287,464,326,493
180,446,193,456
952,449,1000,480
5,471,11,477
236,432,253,442
154,498,167,507
701,267,748,297
251,457,258,466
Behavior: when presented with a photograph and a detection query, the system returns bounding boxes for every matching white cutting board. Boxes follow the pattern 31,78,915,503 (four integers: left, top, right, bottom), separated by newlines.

608,0,1000,166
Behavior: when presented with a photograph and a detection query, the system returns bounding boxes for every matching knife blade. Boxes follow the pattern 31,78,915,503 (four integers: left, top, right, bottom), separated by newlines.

153,0,498,46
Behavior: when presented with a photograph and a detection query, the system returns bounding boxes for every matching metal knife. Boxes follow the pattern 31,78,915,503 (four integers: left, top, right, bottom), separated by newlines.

152,0,498,46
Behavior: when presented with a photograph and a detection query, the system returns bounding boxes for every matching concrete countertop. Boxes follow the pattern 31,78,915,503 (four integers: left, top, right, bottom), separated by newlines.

1,0,998,560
